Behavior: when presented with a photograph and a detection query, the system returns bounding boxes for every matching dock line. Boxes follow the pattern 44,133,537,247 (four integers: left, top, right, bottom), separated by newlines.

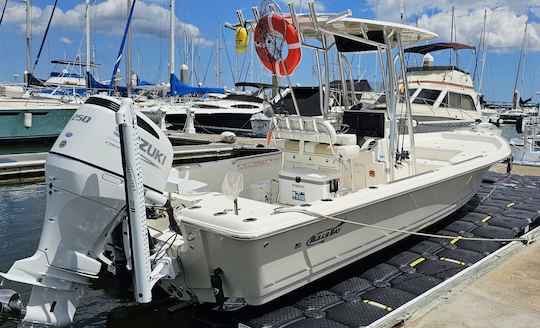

274,207,535,244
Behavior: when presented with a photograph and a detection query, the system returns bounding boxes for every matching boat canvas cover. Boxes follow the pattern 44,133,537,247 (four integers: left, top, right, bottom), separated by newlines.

405,42,475,54
335,31,385,52
273,87,323,116
169,73,224,97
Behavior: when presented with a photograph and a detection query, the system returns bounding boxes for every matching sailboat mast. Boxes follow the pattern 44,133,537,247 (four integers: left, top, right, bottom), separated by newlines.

0,0,9,29
216,25,221,87
479,13,491,94
85,0,91,89
513,21,528,108
25,0,31,77
33,0,57,72
126,0,132,95
170,0,175,78
400,0,404,22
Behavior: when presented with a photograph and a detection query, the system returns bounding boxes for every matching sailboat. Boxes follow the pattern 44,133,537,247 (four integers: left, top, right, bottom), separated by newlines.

0,0,80,145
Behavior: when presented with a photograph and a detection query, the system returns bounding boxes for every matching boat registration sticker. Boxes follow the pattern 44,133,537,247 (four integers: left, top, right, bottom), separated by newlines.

292,191,305,201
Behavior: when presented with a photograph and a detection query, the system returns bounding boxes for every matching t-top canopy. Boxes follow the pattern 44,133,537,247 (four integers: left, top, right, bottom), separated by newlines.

404,42,475,55
294,15,438,50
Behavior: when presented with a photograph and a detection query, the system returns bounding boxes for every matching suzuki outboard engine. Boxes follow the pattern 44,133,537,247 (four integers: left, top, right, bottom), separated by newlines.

0,96,173,326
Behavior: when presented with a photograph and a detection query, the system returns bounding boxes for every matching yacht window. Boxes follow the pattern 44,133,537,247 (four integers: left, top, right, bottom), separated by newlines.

193,104,222,109
375,88,415,105
442,92,476,111
231,104,260,109
375,94,386,105
412,89,441,106
460,94,476,111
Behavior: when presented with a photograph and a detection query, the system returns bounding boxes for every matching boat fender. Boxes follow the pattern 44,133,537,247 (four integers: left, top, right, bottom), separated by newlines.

210,268,225,306
221,131,237,143
23,112,32,129
235,24,249,54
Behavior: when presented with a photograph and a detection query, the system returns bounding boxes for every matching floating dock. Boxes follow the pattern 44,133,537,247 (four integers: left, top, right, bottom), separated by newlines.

0,152,47,184
237,172,540,328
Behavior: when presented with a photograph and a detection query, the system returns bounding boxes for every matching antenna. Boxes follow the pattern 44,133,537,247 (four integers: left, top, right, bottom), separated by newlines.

400,0,404,23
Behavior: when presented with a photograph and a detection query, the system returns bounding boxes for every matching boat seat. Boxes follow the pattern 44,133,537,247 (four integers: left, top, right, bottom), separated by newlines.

276,140,360,159
273,115,357,145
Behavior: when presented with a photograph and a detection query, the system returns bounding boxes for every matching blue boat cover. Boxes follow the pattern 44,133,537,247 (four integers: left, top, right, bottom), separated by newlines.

88,73,110,90
170,73,224,96
136,76,156,86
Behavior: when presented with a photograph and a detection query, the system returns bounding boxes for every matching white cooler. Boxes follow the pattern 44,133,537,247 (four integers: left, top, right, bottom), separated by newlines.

278,168,339,205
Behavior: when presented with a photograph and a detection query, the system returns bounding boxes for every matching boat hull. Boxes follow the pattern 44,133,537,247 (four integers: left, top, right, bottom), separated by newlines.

0,108,76,141
175,166,488,306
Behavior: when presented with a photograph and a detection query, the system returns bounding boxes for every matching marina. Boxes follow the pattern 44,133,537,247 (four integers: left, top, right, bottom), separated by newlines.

0,0,540,327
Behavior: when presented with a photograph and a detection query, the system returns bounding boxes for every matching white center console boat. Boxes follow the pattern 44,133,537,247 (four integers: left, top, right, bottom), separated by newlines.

0,3,510,326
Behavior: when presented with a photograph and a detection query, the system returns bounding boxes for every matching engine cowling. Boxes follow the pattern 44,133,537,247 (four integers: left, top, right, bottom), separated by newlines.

1,96,173,326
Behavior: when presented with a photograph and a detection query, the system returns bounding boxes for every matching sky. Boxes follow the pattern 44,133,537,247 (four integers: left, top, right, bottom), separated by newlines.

0,0,540,103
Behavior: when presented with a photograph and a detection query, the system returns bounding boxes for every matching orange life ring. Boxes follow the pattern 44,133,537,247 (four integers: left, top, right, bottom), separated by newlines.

254,13,302,76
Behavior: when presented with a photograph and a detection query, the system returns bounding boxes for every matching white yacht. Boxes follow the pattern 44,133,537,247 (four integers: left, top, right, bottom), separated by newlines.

164,82,273,135
509,116,540,166
0,7,510,327
374,43,484,133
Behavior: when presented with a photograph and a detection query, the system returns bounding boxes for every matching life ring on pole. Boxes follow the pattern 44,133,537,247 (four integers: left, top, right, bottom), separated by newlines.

254,13,302,76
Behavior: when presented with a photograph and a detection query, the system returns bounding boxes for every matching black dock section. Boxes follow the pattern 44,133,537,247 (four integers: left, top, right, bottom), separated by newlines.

234,172,540,328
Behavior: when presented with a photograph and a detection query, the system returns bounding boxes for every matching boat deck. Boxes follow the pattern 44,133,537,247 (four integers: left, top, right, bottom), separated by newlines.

237,171,540,328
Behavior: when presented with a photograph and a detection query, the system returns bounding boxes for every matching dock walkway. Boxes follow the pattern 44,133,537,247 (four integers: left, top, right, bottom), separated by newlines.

407,238,540,327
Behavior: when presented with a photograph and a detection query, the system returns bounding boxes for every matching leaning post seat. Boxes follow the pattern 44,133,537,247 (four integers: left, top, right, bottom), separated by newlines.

272,115,360,154
272,115,361,192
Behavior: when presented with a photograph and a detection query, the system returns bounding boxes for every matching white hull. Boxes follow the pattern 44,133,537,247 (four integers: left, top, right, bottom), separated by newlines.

170,166,486,305
161,130,510,306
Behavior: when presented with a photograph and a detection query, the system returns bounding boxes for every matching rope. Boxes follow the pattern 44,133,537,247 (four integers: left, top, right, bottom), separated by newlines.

273,207,533,244
481,173,513,201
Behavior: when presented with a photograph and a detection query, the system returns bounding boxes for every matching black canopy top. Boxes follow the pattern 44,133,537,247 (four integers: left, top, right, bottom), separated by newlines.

404,42,475,55
234,81,285,90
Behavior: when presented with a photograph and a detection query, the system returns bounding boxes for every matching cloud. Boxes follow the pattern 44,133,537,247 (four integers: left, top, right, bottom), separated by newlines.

279,0,325,12
59,36,73,45
1,0,212,46
366,0,540,52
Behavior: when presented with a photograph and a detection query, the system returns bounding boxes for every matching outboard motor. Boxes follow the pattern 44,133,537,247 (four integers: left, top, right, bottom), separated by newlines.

0,96,173,326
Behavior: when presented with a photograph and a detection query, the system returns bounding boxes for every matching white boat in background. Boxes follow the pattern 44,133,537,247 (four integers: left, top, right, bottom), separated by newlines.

373,42,495,133
0,3,510,327
164,82,274,135
510,116,540,166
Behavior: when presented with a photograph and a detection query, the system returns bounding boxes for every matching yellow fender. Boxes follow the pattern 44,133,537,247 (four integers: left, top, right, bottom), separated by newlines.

235,26,249,54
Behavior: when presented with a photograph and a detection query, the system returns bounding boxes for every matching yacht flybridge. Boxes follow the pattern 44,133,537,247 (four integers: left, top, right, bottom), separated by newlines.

0,3,510,326
375,42,485,133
